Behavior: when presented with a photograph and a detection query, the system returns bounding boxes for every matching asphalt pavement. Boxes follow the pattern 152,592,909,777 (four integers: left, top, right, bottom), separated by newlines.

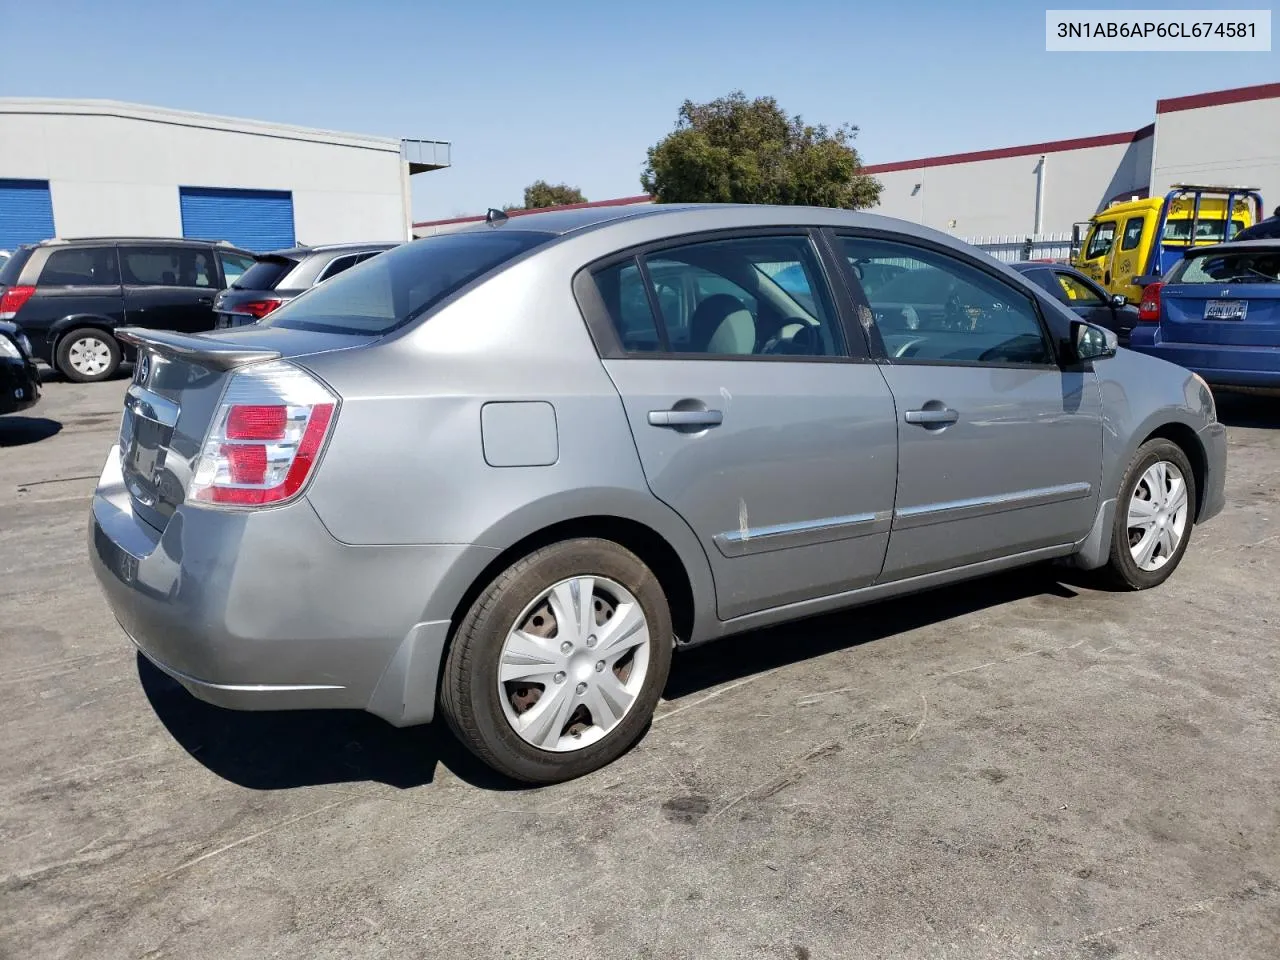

2,376,1278,960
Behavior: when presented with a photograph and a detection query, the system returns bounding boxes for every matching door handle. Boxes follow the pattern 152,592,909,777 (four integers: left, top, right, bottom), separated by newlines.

197,296,213,304
648,409,724,428
904,407,959,426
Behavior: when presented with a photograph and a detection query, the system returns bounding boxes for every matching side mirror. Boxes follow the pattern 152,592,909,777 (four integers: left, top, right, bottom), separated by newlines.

1072,320,1118,363
1109,293,1128,309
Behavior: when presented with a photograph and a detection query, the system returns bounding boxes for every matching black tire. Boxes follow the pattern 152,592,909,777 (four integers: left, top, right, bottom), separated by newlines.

55,327,121,383
440,538,674,784
1103,438,1197,590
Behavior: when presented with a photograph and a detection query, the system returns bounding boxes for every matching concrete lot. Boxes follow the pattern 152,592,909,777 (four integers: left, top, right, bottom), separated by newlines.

2,375,1278,960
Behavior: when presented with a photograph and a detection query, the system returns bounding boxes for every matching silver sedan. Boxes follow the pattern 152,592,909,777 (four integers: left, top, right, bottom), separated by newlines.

89,203,1226,783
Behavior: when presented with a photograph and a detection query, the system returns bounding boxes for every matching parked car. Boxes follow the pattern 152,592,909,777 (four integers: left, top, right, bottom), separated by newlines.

1010,261,1140,344
0,237,257,382
1233,210,1280,241
0,320,40,415
214,242,400,328
1129,239,1280,390
90,204,1226,784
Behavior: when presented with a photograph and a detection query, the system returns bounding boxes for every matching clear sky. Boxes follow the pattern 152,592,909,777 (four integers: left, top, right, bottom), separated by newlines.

1,0,1275,223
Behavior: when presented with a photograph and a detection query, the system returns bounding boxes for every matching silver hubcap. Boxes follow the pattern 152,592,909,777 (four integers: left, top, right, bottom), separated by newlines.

1127,460,1189,572
68,336,111,375
498,576,651,753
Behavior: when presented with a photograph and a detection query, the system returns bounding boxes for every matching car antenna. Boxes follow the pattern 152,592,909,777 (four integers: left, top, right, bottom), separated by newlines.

485,207,509,226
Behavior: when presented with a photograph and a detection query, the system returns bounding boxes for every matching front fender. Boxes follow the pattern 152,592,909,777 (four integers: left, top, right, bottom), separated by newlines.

1096,348,1218,505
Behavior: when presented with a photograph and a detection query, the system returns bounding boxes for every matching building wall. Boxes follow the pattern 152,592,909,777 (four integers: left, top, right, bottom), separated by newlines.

1150,87,1280,213
866,133,1152,239
0,103,410,243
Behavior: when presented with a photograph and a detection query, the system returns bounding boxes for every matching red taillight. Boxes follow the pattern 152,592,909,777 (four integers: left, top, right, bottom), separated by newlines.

1139,282,1163,322
236,298,283,320
188,362,337,508
226,404,288,440
0,284,36,320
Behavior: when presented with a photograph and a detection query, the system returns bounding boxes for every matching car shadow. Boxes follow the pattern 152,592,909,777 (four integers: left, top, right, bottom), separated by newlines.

0,416,62,446
665,565,1079,698
137,653,521,793
141,565,1081,793
1214,391,1280,429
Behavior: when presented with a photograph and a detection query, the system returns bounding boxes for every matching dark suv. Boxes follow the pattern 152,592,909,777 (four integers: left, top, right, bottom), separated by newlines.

214,242,399,328
0,238,256,382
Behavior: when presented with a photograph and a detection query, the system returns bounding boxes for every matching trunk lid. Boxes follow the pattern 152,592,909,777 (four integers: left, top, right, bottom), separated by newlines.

116,326,371,531
1160,282,1280,346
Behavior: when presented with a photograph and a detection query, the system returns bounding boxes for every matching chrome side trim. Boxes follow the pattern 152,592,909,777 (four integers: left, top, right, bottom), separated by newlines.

893,481,1093,530
713,510,893,557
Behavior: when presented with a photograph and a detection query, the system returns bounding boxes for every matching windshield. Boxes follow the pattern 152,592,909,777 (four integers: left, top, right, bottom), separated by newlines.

257,230,554,336
1167,249,1280,285
233,256,298,291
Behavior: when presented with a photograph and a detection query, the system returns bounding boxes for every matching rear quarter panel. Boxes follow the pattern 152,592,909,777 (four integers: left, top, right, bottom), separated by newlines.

298,244,720,637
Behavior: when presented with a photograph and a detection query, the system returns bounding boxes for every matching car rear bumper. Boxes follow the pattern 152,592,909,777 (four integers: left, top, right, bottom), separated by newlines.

1129,329,1280,387
89,446,497,726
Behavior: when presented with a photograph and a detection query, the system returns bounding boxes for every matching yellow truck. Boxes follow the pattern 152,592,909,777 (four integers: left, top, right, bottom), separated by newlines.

1071,184,1265,303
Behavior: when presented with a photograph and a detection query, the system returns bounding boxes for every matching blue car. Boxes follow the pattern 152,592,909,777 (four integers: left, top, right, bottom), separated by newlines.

1129,239,1280,390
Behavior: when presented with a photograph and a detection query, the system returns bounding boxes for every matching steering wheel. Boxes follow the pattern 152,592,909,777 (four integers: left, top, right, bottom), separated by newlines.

761,320,822,355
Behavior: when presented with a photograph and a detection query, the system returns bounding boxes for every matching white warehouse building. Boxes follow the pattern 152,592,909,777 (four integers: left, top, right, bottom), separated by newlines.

865,81,1280,245
0,99,450,252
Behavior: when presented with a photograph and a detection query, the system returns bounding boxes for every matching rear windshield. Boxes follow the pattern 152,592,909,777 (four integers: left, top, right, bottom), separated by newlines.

233,256,298,291
0,246,33,285
1161,219,1246,244
1167,249,1280,284
257,230,554,336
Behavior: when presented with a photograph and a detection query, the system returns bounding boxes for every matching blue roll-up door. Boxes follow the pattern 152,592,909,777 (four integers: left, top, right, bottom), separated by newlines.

0,179,56,249
179,187,295,252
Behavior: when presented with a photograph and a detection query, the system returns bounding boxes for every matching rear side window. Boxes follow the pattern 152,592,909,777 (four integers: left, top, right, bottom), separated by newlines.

234,257,297,291
38,247,120,286
121,246,215,287
0,246,33,285
591,235,844,358
258,230,553,336
218,251,255,285
316,254,359,283
1120,217,1144,251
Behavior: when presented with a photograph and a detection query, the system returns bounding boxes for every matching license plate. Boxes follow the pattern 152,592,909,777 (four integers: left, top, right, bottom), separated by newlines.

1204,299,1248,321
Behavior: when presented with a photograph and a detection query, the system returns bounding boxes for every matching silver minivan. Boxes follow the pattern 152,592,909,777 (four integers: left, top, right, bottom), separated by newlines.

90,204,1226,783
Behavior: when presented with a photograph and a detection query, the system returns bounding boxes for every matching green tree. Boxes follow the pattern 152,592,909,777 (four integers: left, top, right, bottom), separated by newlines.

641,91,881,209
517,180,587,209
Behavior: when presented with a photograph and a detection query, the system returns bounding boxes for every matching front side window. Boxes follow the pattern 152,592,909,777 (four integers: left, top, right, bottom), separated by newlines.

1085,222,1117,260
1054,272,1105,305
1120,217,1145,251
38,247,119,286
592,235,843,358
121,246,214,287
836,235,1053,366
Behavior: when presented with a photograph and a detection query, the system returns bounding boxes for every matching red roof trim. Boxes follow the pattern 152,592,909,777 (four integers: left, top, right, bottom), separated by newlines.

414,194,652,229
861,124,1155,175
1156,81,1280,115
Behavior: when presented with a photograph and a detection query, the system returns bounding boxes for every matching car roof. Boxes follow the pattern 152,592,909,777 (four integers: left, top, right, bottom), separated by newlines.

440,202,1001,256
1182,238,1280,256
262,241,401,259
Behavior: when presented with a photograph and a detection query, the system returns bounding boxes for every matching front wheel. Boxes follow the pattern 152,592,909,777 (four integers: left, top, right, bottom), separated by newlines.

1103,439,1196,590
56,328,121,382
440,538,674,784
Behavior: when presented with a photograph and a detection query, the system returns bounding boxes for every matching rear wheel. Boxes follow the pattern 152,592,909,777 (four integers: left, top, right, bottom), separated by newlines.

440,538,674,784
56,328,121,382
1103,439,1196,590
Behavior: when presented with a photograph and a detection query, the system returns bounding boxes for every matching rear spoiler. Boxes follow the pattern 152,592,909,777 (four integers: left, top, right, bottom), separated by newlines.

116,327,281,371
